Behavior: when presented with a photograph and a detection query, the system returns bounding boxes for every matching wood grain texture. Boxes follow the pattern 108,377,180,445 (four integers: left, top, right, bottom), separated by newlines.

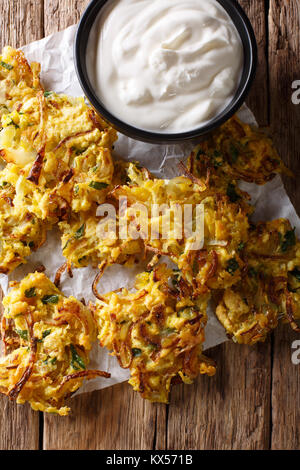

269,0,300,450
0,0,43,450
44,0,89,35
0,0,44,50
43,383,162,450
167,342,271,450
239,0,269,126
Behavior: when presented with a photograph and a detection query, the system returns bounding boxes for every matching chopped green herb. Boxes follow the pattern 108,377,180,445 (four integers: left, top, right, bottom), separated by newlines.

7,118,19,129
42,294,59,305
229,143,239,163
248,267,257,278
196,149,206,160
162,327,176,336
62,239,70,251
70,344,86,370
74,185,79,195
0,61,13,71
37,329,52,343
92,165,99,173
74,224,85,239
227,183,241,203
290,267,300,282
25,287,36,298
226,258,239,275
51,357,57,365
212,151,223,168
132,348,142,357
44,91,53,98
15,329,28,341
89,181,109,190
238,242,245,252
177,308,195,319
75,148,87,155
281,229,296,253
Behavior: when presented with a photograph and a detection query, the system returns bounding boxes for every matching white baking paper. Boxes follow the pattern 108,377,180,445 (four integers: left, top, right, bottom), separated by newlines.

0,25,299,395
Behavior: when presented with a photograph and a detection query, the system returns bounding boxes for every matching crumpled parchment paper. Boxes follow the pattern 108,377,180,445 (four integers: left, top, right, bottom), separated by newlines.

0,25,299,395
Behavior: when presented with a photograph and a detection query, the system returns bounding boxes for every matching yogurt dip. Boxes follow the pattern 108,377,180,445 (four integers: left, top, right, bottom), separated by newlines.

87,0,244,133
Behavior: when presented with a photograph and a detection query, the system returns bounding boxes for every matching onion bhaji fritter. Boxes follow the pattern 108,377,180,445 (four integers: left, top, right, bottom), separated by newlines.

0,164,51,274
0,272,109,415
93,264,216,403
187,115,289,188
216,219,300,344
0,46,42,118
111,163,251,294
0,47,117,217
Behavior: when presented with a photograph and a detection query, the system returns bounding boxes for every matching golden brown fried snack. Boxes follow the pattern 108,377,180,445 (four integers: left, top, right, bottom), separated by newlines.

0,164,52,274
0,272,110,415
216,219,300,344
59,162,152,270
0,48,117,216
59,205,144,270
93,264,215,403
187,115,289,187
0,46,42,119
111,163,251,294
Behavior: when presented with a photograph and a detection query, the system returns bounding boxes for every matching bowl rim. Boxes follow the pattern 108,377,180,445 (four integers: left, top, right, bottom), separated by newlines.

75,0,258,144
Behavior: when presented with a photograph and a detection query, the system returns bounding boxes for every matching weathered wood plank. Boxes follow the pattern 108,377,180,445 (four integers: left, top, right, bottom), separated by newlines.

167,342,271,450
166,0,272,450
43,383,161,450
269,0,300,449
44,0,89,35
240,0,269,126
0,0,43,450
42,0,161,450
0,0,44,50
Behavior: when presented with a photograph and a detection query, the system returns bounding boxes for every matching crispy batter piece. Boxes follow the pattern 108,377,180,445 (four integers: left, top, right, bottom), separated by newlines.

187,115,289,187
111,163,251,294
216,219,300,344
0,46,42,119
93,264,215,403
0,164,52,274
0,272,110,415
0,47,117,216
59,205,144,269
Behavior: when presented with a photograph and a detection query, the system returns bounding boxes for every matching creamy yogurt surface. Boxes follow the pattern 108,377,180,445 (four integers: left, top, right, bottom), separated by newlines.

87,0,244,133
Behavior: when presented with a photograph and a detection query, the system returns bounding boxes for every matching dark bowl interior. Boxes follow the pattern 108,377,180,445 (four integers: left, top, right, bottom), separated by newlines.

75,0,257,144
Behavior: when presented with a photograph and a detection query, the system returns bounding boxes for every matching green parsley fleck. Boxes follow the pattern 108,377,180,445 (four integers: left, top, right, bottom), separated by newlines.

132,348,142,357
42,295,59,305
89,181,109,190
281,229,296,253
25,287,36,298
70,344,86,370
290,267,300,282
226,258,239,275
227,183,241,203
74,224,85,239
0,61,13,71
15,329,28,341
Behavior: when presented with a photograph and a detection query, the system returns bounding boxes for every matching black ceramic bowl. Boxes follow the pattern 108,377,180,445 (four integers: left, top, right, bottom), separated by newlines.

75,0,257,144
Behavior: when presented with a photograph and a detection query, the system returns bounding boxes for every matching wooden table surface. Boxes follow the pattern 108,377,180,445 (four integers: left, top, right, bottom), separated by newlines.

0,0,299,451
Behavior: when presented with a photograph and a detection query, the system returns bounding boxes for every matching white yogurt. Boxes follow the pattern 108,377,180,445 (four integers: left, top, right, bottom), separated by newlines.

87,0,244,133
